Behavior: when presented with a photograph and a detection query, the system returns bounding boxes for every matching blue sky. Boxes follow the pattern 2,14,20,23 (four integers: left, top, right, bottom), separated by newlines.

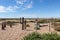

0,0,60,18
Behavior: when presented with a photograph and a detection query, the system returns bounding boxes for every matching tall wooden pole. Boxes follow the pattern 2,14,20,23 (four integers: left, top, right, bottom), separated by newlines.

49,21,51,32
22,17,25,30
20,17,21,23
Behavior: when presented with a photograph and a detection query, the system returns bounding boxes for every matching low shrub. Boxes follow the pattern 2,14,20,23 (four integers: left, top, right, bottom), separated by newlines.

54,19,60,22
53,23,60,26
29,20,35,23
54,26,60,31
23,32,42,40
42,33,60,40
23,32,60,40
38,20,48,23
6,21,17,26
52,22,60,31
26,24,30,27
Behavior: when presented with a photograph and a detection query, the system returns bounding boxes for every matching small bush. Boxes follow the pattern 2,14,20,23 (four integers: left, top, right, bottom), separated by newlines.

52,22,60,31
34,26,40,30
23,32,60,40
38,20,48,23
42,33,60,40
29,20,35,23
55,19,60,22
6,21,16,26
53,23,60,26
26,24,30,27
23,32,42,40
54,26,60,31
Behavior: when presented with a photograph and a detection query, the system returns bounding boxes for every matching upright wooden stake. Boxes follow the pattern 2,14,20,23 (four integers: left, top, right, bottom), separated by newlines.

21,17,27,30
1,22,6,30
22,17,25,30
49,21,51,32
10,24,12,28
20,17,21,24
2,23,5,30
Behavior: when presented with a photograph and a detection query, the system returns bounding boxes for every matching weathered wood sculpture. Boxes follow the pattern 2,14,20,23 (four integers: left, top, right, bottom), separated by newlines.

20,17,26,30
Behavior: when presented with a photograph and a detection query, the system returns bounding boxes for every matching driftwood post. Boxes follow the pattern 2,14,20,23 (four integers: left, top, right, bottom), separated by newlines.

21,17,26,30
49,20,51,32
10,24,12,28
49,23,50,32
22,17,24,30
20,17,26,30
1,22,6,30
49,18,54,32
2,23,5,30
4,22,6,28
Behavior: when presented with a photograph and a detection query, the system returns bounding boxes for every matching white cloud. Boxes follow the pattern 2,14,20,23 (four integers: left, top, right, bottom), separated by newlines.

26,1,32,8
16,1,24,4
0,5,19,12
23,1,33,9
6,6,19,11
16,0,33,9
16,0,27,5
0,6,6,12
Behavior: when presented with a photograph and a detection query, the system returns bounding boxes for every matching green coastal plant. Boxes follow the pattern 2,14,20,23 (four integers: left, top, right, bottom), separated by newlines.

23,32,42,40
42,33,60,40
6,21,17,26
23,32,60,40
38,19,48,23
